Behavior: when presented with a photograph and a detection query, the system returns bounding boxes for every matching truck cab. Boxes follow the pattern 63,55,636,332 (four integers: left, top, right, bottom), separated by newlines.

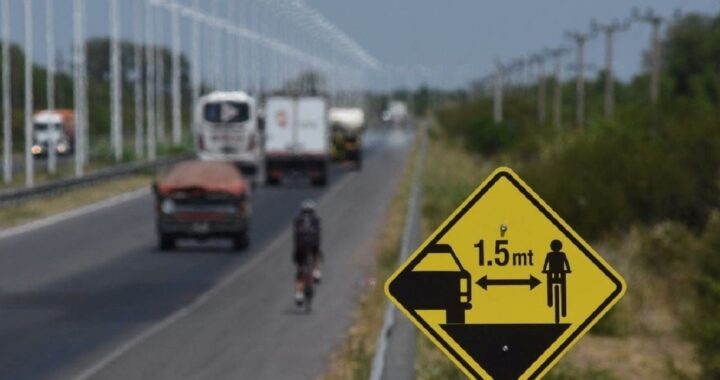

194,92,262,180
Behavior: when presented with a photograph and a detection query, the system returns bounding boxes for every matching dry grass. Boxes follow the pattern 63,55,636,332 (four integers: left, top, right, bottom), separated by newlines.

0,175,152,229
564,225,701,379
320,134,419,380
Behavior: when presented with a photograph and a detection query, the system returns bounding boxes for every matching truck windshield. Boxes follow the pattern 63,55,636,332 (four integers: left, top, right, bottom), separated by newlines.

204,102,250,124
34,123,60,131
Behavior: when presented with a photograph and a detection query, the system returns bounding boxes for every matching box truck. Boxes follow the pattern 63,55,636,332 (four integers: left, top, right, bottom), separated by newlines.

264,96,329,187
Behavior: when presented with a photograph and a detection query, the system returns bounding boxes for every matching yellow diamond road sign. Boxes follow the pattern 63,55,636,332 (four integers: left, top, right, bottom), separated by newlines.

385,167,626,380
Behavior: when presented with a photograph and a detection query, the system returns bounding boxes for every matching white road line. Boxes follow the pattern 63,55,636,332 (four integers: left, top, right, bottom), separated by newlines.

0,187,150,241
72,172,357,380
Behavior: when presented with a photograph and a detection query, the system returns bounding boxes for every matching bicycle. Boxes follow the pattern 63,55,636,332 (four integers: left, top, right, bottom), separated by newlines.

297,256,315,313
547,273,567,324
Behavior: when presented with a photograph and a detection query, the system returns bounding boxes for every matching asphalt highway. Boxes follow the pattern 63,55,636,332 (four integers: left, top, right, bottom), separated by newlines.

0,128,413,380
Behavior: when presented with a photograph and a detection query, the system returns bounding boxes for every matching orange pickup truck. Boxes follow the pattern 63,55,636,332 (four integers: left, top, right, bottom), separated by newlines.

153,160,251,251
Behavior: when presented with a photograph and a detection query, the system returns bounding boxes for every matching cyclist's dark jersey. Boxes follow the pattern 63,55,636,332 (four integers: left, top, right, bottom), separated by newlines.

293,212,320,265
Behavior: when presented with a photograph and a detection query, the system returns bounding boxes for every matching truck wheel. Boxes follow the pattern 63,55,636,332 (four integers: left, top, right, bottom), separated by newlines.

311,175,327,187
446,307,465,324
159,234,176,251
266,175,279,186
232,232,250,251
312,165,328,187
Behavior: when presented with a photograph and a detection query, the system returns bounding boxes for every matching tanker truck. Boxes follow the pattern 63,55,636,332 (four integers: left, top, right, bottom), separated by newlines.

329,107,364,170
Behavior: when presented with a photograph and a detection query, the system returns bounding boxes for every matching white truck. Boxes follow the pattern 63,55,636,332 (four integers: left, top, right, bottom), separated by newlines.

383,100,409,127
264,96,329,187
31,109,75,156
194,91,262,180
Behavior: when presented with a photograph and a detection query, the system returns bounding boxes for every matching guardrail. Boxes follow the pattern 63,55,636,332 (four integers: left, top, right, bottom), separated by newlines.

0,154,194,207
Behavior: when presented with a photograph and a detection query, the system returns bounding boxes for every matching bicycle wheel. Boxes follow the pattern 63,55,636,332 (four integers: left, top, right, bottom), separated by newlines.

304,272,314,314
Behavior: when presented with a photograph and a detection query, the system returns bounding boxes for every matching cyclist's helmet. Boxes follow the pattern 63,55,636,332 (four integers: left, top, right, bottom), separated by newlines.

300,199,316,213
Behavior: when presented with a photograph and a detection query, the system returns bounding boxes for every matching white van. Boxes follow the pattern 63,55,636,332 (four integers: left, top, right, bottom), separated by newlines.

194,91,262,177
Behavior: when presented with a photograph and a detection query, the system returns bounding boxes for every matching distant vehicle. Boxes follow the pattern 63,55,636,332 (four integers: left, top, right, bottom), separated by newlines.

31,109,75,156
153,160,251,251
388,243,471,324
194,91,262,181
264,96,329,186
329,107,364,169
382,101,409,127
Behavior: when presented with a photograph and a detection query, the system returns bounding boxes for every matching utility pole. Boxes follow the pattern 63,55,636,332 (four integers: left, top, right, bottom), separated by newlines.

547,47,570,130
2,0,11,183
566,30,595,129
46,0,57,173
211,0,220,90
171,1,181,145
110,0,122,162
133,0,144,159
530,53,547,125
156,9,166,143
592,19,630,118
73,0,84,176
145,0,156,161
79,0,88,167
24,0,33,187
633,8,664,105
190,0,200,125
493,61,504,123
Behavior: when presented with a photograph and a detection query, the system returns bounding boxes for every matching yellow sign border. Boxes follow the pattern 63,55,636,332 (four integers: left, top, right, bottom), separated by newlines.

385,167,627,379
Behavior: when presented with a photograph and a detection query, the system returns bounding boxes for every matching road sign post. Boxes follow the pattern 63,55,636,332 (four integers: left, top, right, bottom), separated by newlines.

385,167,626,380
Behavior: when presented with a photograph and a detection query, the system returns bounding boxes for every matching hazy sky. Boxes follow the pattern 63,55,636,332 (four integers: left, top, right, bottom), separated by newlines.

307,0,719,88
4,0,720,90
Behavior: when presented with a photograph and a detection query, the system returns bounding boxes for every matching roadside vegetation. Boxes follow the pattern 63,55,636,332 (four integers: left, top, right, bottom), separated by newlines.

321,134,419,379
416,11,720,380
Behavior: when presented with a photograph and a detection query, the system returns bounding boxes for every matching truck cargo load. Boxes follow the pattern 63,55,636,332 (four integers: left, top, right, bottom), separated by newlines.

264,96,329,186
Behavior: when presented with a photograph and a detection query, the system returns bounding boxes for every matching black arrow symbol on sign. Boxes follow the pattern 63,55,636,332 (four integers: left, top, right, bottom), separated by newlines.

476,275,542,290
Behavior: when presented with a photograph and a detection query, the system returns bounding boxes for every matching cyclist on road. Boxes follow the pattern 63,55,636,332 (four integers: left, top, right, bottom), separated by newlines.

542,239,571,322
293,200,322,305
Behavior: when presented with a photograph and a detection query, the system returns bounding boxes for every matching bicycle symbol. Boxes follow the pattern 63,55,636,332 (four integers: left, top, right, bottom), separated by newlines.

542,240,571,324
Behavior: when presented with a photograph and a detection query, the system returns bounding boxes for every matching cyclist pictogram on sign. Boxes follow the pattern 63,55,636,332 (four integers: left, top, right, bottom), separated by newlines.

385,167,626,380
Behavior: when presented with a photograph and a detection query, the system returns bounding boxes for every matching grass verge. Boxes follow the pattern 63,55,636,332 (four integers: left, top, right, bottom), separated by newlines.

0,174,153,230
321,133,419,380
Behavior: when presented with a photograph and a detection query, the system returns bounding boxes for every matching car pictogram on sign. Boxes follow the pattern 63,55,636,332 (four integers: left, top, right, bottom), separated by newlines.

389,243,472,324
